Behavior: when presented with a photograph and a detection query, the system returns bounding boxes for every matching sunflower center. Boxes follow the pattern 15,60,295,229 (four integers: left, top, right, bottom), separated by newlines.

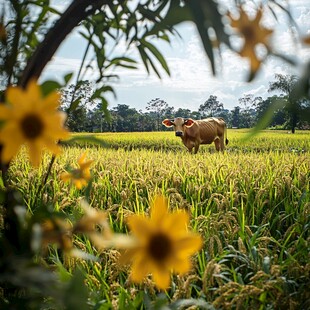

72,168,84,179
148,233,172,261
21,114,44,139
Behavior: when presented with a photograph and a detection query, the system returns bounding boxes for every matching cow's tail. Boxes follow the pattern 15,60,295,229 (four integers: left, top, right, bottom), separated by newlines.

225,123,229,145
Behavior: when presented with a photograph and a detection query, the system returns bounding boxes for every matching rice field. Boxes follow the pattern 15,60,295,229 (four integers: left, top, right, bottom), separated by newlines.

7,129,310,309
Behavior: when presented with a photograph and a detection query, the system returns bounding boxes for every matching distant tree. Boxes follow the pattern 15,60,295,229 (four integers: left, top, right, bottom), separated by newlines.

216,109,230,125
268,74,297,95
231,106,241,128
254,96,268,122
146,98,168,131
238,94,256,128
112,104,140,131
254,95,286,128
61,81,96,132
67,106,88,132
272,106,287,127
190,111,202,120
87,102,112,132
198,95,224,117
61,81,94,110
144,111,158,131
175,108,192,118
268,73,302,133
162,105,175,119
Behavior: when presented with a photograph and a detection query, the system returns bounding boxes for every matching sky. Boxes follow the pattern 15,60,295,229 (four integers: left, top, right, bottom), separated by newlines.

41,0,310,112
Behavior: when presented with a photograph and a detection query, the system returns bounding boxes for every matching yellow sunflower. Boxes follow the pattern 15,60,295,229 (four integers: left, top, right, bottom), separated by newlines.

228,7,273,74
60,152,94,189
120,195,203,290
0,80,69,166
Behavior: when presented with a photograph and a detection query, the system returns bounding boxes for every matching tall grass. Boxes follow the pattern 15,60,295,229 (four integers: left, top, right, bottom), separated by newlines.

7,130,310,309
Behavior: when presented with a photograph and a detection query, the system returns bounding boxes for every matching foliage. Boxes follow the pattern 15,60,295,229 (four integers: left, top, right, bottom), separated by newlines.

268,73,310,133
146,98,169,131
198,95,224,118
61,81,97,132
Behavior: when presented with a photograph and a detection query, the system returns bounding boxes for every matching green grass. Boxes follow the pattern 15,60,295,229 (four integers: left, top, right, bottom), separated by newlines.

7,129,310,309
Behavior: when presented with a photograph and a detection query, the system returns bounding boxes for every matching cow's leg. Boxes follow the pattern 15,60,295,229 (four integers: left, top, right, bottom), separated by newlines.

194,143,200,154
214,138,221,151
219,136,225,151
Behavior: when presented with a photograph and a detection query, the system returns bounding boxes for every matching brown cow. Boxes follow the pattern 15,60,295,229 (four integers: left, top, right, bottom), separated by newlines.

162,117,228,154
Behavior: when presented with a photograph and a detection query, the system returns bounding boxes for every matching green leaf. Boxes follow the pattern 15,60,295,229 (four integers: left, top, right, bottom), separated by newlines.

146,53,162,79
64,72,73,85
137,45,150,74
142,39,170,76
56,261,72,282
40,80,62,96
259,291,267,303
203,0,231,47
187,0,215,74
100,97,111,122
149,1,193,35
64,269,89,310
107,56,137,70
91,85,117,102
68,99,81,113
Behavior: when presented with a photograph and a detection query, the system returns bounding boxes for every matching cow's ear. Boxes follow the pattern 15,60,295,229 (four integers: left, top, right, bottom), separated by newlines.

184,118,195,127
162,119,174,127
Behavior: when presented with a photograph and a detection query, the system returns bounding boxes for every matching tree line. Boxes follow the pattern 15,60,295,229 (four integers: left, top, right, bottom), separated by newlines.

61,73,310,133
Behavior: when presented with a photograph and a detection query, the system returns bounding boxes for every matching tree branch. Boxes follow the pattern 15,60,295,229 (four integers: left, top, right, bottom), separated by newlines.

20,0,111,88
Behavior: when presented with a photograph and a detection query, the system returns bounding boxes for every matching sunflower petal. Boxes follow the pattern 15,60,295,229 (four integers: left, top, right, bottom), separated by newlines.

1,140,22,163
26,79,41,103
0,105,11,120
118,248,138,265
171,256,191,275
0,125,24,162
163,211,189,235
152,265,171,290
60,172,72,182
74,179,83,189
78,152,87,165
151,195,168,224
130,257,150,283
28,140,42,167
44,91,61,110
174,234,203,258
126,215,153,239
6,87,25,109
0,122,24,142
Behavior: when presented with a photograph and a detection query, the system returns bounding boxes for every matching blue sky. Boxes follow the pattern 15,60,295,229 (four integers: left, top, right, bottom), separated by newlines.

41,0,310,112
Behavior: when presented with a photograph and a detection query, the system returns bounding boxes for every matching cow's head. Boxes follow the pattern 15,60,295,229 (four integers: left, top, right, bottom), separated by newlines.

162,117,195,137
